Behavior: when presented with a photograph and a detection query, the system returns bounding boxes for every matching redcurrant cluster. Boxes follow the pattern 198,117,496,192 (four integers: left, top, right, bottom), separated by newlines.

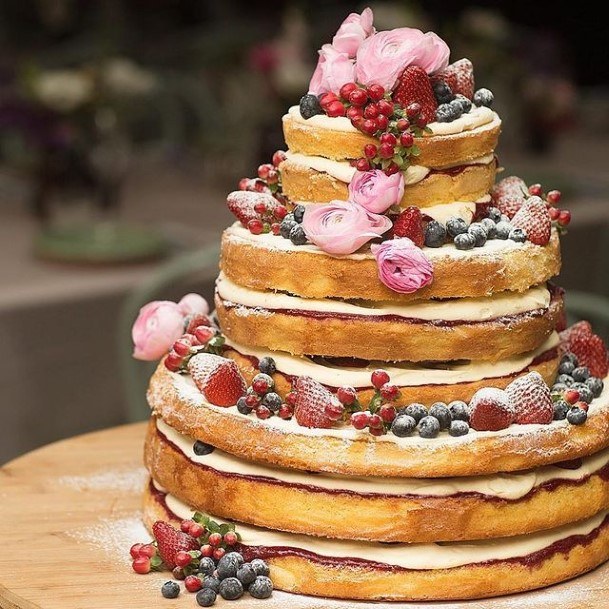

164,321,225,373
245,201,289,237
238,150,288,201
183,514,240,567
238,372,294,421
130,542,162,574
529,184,571,229
319,82,430,176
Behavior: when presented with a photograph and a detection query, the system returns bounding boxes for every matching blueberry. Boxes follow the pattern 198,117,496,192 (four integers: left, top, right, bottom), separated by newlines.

391,414,417,437
250,559,270,577
424,220,447,248
400,403,427,423
280,218,297,239
486,207,502,223
571,382,587,391
432,80,454,104
448,99,465,118
249,576,273,599
561,352,579,367
551,383,568,394
293,205,306,223
509,228,527,243
201,576,221,592
299,93,322,119
558,361,575,376
567,407,588,425
435,102,461,122
454,232,476,250
500,214,511,223
449,400,469,422
428,402,451,429
453,94,472,113
236,563,257,587
418,415,441,438
196,588,217,607
219,577,244,600
577,385,594,404
193,441,214,456
161,581,180,599
262,392,282,412
217,553,242,580
473,88,494,107
468,223,487,247
449,420,470,437
495,221,512,240
586,377,604,398
259,356,277,375
481,218,497,239
199,557,216,576
553,400,570,420
289,224,307,245
572,366,590,382
446,216,468,237
556,374,574,386
236,396,252,415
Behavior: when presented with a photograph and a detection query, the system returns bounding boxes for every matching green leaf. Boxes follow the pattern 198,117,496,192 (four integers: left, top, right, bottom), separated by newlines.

424,126,433,134
410,145,421,156
219,523,232,536
150,555,163,569
393,155,404,167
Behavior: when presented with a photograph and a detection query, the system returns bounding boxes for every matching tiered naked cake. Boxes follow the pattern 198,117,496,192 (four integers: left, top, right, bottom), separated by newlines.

134,8,609,602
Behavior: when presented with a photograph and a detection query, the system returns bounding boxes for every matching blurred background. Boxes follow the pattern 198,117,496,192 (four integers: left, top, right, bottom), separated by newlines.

1,0,608,463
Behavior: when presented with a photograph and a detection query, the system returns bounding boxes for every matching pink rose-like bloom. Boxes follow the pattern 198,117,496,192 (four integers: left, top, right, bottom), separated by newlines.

332,7,375,58
348,169,405,214
308,44,356,96
371,238,433,294
132,301,185,361
302,200,392,255
177,293,210,316
356,28,450,91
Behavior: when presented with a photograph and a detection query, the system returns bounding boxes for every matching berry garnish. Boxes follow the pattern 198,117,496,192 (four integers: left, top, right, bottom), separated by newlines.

132,556,151,574
185,574,203,593
337,386,357,406
371,369,390,390
490,176,528,219
392,206,424,246
226,191,282,229
506,372,553,424
511,196,551,246
188,353,247,407
560,321,609,378
468,388,514,431
473,88,493,107
392,66,438,124
161,581,181,599
152,521,199,570
432,58,475,100
299,93,322,119
292,376,340,428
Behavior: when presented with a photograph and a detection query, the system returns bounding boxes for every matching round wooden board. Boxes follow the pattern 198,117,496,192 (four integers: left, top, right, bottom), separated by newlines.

0,422,608,609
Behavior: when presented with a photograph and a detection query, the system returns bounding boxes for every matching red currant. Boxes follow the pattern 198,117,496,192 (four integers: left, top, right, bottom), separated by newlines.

528,183,543,197
339,82,358,100
564,389,580,405
415,116,428,128
138,544,156,558
189,523,205,538
181,519,195,533
337,386,357,406
185,575,203,593
132,556,151,574
238,177,250,190
346,106,363,120
208,532,222,547
349,88,368,107
355,158,371,171
379,404,397,423
380,132,397,146
193,326,214,345
319,92,338,109
326,100,347,117
164,351,183,372
274,205,288,220
379,142,394,159
363,103,380,119
406,102,421,118
400,132,414,147
363,144,377,158
213,548,226,561
367,84,385,101
325,401,345,420
350,411,370,430
375,114,389,131
368,413,383,429
173,566,186,580
380,383,400,401
396,118,410,131
252,377,272,394
245,393,261,408
285,391,298,407
546,190,561,205
369,426,385,436
172,337,192,357
130,543,144,559
247,218,264,235
224,531,238,546
350,115,365,130
385,162,400,175
271,222,281,235
254,202,267,215
278,404,293,419
257,164,272,180
549,207,560,221
175,550,192,568
361,119,378,134
371,369,390,389
377,100,394,117
266,169,279,185
558,210,571,226
575,400,589,412
253,179,270,193
272,150,287,167
200,544,214,557
256,405,272,419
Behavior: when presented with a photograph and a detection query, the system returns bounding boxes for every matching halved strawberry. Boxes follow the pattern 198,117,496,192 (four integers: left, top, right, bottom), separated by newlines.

226,191,278,226
292,376,339,429
188,353,247,407
392,206,424,246
505,371,553,425
152,521,199,569
469,387,514,431
431,59,474,100
560,321,609,378
511,196,551,246
393,66,438,124
490,176,528,219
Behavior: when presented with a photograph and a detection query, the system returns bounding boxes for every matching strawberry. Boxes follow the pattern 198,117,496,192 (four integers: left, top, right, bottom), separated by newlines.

505,372,553,425
468,388,514,431
152,521,199,569
392,206,424,246
490,176,528,219
393,66,438,124
560,321,609,378
226,191,278,226
292,376,339,429
188,353,247,407
511,196,552,246
431,59,474,100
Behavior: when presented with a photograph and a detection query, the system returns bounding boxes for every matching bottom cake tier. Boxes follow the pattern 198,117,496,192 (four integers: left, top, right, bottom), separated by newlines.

144,480,609,602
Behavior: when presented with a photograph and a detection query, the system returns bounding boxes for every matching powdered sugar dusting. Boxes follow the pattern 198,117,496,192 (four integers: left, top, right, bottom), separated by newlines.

57,467,148,493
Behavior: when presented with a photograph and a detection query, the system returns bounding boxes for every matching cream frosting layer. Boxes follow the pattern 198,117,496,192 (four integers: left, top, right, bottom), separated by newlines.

158,485,608,571
224,333,559,388
216,273,551,322
156,417,609,501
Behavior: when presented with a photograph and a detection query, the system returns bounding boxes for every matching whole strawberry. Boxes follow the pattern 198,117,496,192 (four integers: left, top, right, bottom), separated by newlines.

188,352,247,407
393,66,438,124
560,321,609,378
505,372,553,425
226,191,279,226
293,376,340,429
511,196,551,246
152,521,199,569
393,206,424,246
431,59,474,100
469,387,514,431
490,176,528,219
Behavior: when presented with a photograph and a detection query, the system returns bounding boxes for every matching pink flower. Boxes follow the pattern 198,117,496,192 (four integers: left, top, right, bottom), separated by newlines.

356,28,450,90
332,7,375,58
371,238,433,294
177,293,210,316
302,200,392,255
308,44,356,96
348,170,405,213
132,301,185,361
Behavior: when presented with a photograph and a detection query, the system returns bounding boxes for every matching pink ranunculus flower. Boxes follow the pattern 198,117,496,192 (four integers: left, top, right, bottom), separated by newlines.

302,200,392,256
332,7,375,58
371,238,433,294
355,28,450,91
177,293,210,316
308,44,356,96
348,169,405,214
132,301,185,361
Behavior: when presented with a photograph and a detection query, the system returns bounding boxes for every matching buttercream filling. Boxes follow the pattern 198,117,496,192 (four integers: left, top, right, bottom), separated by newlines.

216,273,551,323
153,483,608,571
224,333,559,388
155,417,609,501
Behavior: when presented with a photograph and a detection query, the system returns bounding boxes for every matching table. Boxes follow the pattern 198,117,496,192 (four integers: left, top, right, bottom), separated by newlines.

1,424,608,609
